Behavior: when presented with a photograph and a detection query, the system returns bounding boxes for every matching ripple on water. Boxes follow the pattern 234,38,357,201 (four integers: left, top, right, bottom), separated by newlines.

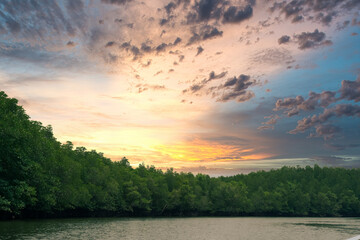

0,217,359,240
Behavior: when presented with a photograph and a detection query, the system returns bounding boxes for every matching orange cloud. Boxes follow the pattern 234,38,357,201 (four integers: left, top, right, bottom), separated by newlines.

153,138,272,162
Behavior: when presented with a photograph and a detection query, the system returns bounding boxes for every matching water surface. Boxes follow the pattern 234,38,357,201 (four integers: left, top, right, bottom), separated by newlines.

0,217,359,240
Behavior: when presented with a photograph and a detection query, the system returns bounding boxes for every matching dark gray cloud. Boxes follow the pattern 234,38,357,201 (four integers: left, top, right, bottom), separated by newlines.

183,70,228,94
325,143,360,151
104,53,118,63
352,18,360,26
274,91,336,116
291,15,303,23
277,0,302,18
0,43,56,63
270,0,360,25
101,0,133,5
155,43,168,52
310,124,341,140
105,41,117,47
66,41,76,47
159,18,170,26
269,75,360,140
141,43,152,53
163,0,254,26
223,5,253,23
339,75,360,102
165,2,177,15
275,76,360,118
196,46,204,56
186,0,225,24
289,104,360,134
278,35,290,44
336,20,350,30
0,0,87,41
0,42,87,70
130,46,140,59
316,12,336,25
217,74,257,102
173,37,182,45
5,17,21,34
312,155,358,167
66,0,86,33
208,71,227,81
187,25,223,45
203,27,223,40
293,29,332,50
118,37,183,59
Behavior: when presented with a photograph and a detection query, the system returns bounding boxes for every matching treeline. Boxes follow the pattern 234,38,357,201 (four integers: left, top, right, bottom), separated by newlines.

1,91,360,219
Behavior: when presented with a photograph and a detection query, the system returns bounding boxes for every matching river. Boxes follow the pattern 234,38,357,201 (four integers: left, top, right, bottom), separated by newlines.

0,217,359,239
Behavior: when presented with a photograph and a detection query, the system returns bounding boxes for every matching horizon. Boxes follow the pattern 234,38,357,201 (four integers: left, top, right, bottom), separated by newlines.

0,0,359,176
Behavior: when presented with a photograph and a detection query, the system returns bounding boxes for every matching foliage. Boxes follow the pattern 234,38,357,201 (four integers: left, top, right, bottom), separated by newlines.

1,91,360,218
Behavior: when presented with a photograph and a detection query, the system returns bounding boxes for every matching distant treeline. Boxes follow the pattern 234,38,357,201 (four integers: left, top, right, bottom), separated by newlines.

1,91,360,219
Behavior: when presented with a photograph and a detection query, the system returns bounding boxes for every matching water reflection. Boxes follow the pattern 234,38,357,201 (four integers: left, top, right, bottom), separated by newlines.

0,217,359,240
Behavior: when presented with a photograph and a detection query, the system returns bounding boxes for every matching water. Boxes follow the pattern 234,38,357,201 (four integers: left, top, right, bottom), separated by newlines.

0,217,359,240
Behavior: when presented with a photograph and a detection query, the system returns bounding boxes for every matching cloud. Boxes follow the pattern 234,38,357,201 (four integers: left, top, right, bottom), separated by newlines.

117,36,183,60
0,0,87,42
173,37,182,45
118,41,144,60
66,41,76,47
336,20,350,30
312,155,349,166
257,125,274,130
274,91,337,116
5,18,21,34
274,76,360,118
216,74,258,102
105,41,116,47
324,143,360,151
339,75,360,102
289,104,360,134
293,29,332,50
141,59,152,67
251,48,293,66
312,155,360,168
101,0,133,5
141,43,152,53
196,46,204,56
183,70,228,94
291,15,303,23
269,0,359,25
187,25,223,45
316,12,336,26
155,43,168,53
258,114,280,130
310,124,341,140
0,42,85,70
270,75,360,141
186,0,225,23
164,2,177,15
223,5,253,23
136,84,167,93
164,0,254,26
278,35,290,44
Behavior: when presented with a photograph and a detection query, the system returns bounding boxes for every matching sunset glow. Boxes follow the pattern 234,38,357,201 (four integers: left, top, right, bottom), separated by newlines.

0,0,359,175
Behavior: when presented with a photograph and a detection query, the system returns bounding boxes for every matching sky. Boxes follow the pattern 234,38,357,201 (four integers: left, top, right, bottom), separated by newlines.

0,0,359,176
